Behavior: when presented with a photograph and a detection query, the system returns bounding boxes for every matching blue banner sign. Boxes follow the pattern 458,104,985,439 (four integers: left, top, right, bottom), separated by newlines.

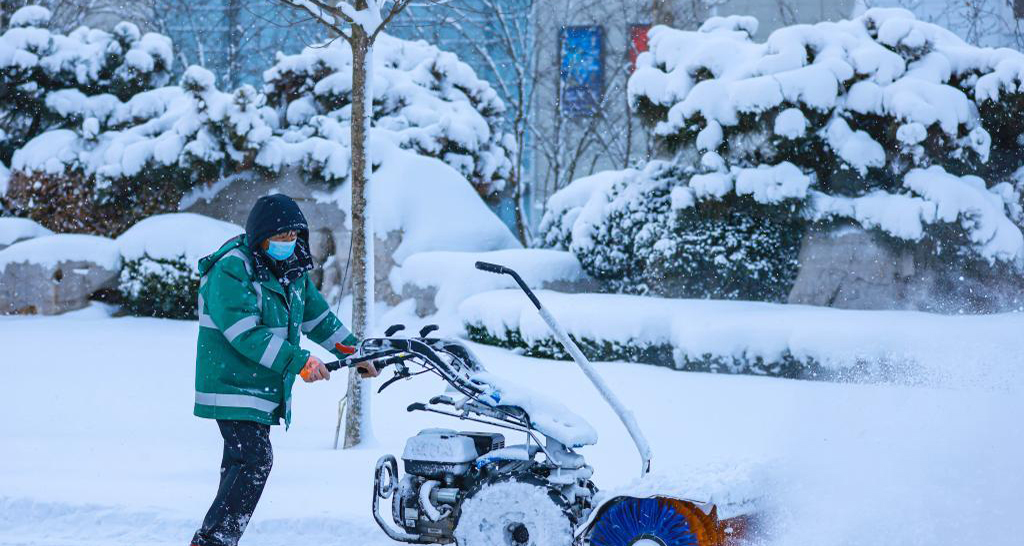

560,25,604,117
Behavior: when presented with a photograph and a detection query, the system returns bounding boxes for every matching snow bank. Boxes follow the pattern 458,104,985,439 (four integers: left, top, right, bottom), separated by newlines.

315,142,520,262
460,289,1024,383
389,248,589,314
115,213,243,268
1,312,1019,546
0,217,53,247
0,234,121,271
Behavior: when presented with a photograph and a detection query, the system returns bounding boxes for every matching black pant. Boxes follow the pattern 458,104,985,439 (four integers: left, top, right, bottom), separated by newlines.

192,420,273,546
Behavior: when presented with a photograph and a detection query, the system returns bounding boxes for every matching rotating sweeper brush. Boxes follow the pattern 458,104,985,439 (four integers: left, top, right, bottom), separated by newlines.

334,262,753,546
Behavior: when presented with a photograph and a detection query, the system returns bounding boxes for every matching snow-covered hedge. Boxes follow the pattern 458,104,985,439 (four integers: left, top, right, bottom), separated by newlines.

115,213,242,319
262,33,514,199
460,289,1024,381
543,9,1024,300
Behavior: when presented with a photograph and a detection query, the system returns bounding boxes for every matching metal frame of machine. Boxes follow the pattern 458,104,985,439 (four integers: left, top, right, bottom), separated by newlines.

331,262,739,546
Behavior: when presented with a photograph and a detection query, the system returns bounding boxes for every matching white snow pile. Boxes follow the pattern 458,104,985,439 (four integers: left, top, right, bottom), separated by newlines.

0,217,53,248
605,463,768,520
262,32,514,196
0,233,121,271
312,140,521,262
459,289,1024,384
857,0,1023,49
115,213,243,268
389,248,589,314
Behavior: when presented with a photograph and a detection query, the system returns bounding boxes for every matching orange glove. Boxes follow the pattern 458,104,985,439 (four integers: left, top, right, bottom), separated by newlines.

300,356,330,383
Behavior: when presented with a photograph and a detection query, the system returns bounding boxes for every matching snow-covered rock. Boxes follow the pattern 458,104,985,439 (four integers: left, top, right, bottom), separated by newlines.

0,217,53,250
0,234,121,315
184,143,520,304
116,213,243,269
390,248,596,317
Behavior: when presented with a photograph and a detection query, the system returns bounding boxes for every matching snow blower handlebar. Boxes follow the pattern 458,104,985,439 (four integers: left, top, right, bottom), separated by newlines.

323,352,406,373
474,261,654,477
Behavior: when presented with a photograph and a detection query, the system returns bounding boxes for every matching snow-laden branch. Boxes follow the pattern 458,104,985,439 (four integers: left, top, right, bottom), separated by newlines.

337,0,384,35
281,0,415,40
280,0,352,39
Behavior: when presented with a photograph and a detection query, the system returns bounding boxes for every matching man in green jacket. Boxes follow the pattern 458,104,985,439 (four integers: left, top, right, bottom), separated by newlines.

190,194,376,546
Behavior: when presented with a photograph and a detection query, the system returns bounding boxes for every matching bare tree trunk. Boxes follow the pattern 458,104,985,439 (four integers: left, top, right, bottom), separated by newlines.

344,14,375,449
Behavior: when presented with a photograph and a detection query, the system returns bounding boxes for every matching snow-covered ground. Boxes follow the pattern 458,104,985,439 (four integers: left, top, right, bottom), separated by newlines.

2,305,1022,546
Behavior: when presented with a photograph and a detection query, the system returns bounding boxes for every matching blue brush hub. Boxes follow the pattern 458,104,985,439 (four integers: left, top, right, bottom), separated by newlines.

588,497,700,546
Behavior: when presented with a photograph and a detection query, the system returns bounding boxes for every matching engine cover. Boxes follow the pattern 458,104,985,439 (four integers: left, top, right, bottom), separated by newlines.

402,429,504,479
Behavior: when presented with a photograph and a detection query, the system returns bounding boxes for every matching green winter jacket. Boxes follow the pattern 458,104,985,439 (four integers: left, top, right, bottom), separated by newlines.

194,235,357,426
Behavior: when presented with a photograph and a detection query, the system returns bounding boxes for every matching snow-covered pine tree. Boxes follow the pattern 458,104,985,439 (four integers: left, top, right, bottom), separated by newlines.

543,10,1024,304
0,6,173,165
1,8,271,236
262,32,514,200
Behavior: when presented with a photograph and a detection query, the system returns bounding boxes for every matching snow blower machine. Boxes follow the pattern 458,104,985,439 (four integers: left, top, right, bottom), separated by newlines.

328,262,752,546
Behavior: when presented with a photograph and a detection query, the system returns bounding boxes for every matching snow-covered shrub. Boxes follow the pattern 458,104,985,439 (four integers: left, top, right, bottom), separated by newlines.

545,10,1024,301
637,10,1024,266
3,59,274,236
545,160,806,300
262,33,514,198
0,6,173,164
118,255,198,319
115,213,243,319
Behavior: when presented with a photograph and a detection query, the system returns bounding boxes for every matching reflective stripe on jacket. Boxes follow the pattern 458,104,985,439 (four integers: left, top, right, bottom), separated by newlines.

193,236,356,426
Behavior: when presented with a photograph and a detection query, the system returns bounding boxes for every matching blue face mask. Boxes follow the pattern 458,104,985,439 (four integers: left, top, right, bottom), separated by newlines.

266,239,296,261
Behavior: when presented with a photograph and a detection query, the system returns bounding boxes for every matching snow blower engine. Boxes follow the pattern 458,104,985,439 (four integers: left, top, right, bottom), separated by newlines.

331,262,746,546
